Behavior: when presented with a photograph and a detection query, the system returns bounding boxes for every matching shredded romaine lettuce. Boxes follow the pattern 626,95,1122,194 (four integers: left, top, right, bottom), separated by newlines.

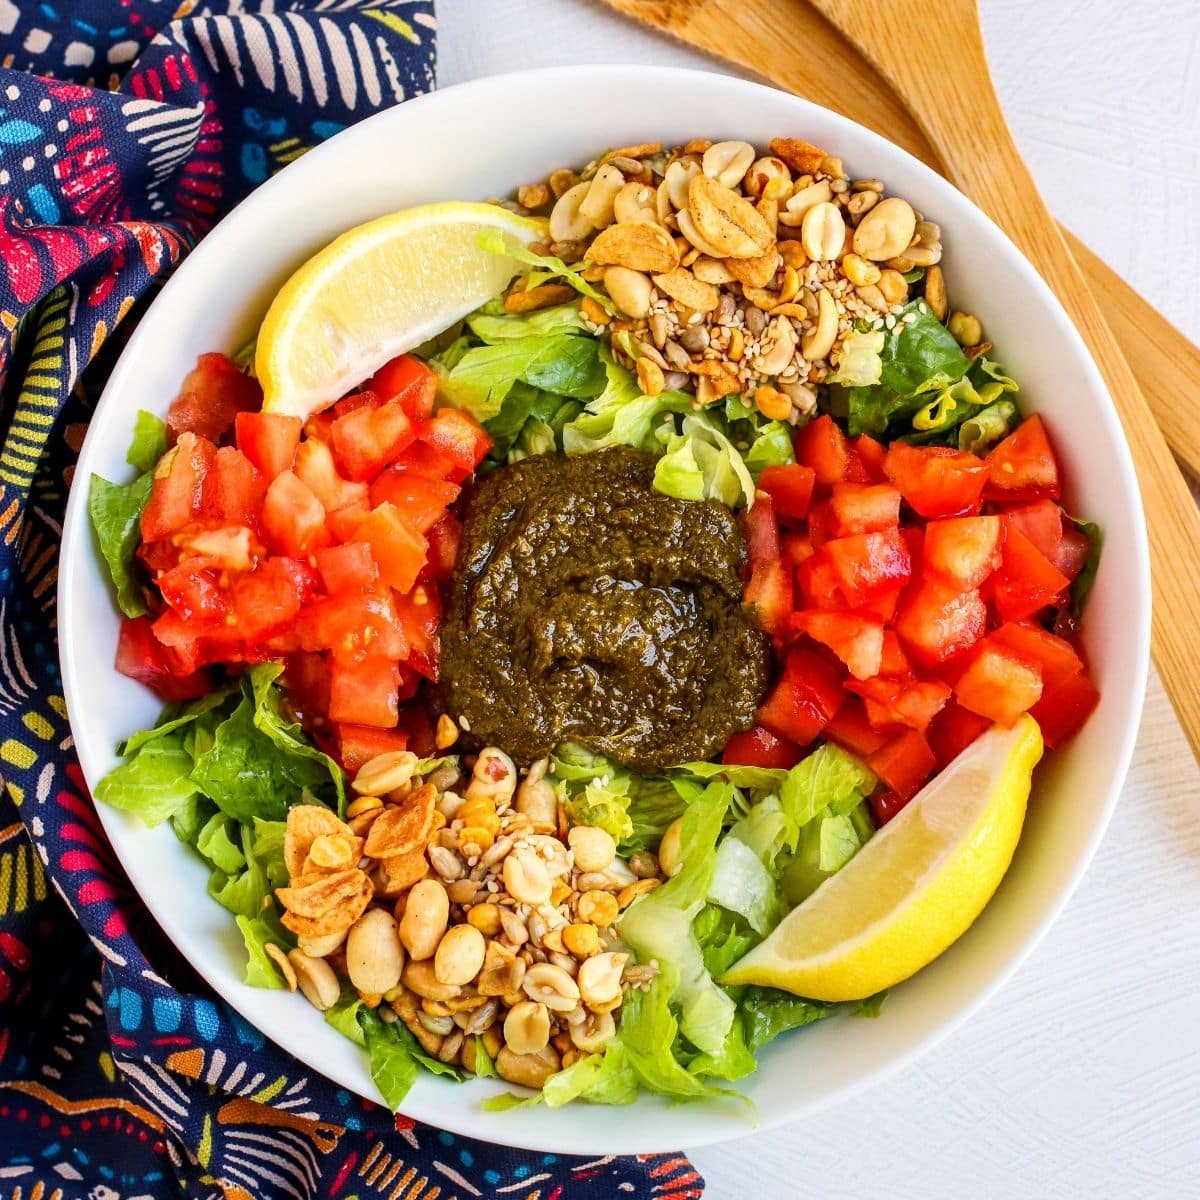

476,228,615,313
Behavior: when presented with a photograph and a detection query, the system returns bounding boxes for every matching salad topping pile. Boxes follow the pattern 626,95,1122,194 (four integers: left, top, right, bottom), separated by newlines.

88,132,1103,1113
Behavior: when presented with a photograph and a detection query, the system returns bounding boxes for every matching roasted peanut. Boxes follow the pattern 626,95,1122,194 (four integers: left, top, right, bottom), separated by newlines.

567,825,617,873
503,1000,551,1055
346,908,405,996
399,879,449,961
433,924,486,987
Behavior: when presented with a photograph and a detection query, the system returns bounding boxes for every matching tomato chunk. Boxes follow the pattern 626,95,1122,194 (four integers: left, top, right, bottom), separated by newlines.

741,494,782,565
283,652,331,724
868,730,937,800
294,438,369,514
370,354,438,423
992,526,1071,621
1000,499,1062,562
297,589,408,662
157,564,228,626
927,700,992,766
167,353,260,443
954,643,1043,726
418,408,492,481
315,543,378,594
823,529,912,606
884,442,989,518
794,415,865,486
141,432,215,541
852,434,887,482
207,446,266,526
369,469,460,534
329,656,400,728
351,503,427,594
331,400,417,482
894,581,986,666
757,464,817,521
755,646,845,746
172,522,262,572
879,629,910,677
986,415,1061,502
115,615,212,701
847,675,951,733
791,611,884,680
745,558,793,639
989,621,1084,691
923,515,1003,591
795,551,847,612
1030,671,1100,748
824,696,890,757
235,412,301,480
1054,524,1092,582
426,512,463,579
393,584,441,680
229,556,316,641
870,789,911,825
261,470,329,558
722,725,805,770
827,483,901,536
337,723,410,773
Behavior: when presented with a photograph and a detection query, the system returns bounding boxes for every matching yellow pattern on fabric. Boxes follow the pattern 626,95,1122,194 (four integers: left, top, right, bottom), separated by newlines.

251,1074,287,1103
22,712,54,739
1,740,36,769
363,10,418,41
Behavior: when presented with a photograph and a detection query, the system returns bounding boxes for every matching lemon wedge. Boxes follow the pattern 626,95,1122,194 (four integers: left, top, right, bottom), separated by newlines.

255,201,547,418
721,715,1043,1001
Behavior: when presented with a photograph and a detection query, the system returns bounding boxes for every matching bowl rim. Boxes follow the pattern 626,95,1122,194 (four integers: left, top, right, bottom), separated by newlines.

58,63,1150,1154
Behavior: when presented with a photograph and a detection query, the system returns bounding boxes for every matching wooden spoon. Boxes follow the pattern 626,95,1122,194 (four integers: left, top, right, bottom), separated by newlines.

600,0,1200,758
598,0,1200,480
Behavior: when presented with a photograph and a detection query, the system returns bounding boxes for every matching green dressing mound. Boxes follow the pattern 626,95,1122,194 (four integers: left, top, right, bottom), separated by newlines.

435,446,769,772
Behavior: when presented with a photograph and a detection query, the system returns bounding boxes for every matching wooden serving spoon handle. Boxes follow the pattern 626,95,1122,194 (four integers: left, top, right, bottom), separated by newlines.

597,0,1200,481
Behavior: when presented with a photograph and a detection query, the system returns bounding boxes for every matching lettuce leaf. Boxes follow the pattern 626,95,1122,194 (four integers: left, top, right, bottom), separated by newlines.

854,989,889,1018
1068,515,1102,618
562,356,692,455
126,409,169,474
653,413,756,509
94,731,199,826
959,398,1018,454
358,1007,421,1110
706,836,782,935
235,912,290,989
476,228,615,313
467,299,586,342
778,743,876,846
743,419,794,477
485,1043,638,1111
88,474,153,617
324,991,367,1046
739,987,834,1051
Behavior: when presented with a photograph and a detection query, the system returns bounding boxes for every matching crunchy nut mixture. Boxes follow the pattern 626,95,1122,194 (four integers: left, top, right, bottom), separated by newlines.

270,743,664,1088
503,136,951,426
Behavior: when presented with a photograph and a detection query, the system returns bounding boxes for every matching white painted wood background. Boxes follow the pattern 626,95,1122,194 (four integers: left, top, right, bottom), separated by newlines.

436,2,1200,1196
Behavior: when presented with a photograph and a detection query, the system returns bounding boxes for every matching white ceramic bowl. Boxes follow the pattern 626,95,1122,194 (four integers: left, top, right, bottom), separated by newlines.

59,66,1150,1154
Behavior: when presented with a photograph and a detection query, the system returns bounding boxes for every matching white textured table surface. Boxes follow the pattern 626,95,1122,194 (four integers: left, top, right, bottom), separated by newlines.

436,3,1200,1196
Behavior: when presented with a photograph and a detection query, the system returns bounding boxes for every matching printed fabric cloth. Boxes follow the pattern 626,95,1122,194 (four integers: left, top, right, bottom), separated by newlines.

0,4,705,1197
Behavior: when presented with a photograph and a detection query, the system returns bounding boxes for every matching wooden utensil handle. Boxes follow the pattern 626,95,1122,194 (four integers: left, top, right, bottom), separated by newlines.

807,0,1200,757
597,0,1200,482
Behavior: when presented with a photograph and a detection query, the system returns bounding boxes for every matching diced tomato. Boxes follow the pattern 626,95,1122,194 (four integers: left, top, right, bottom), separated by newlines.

157,564,228,625
337,723,410,773
986,415,1061,502
824,529,912,606
923,515,1003,591
297,589,408,662
418,408,492,482
894,581,986,666
115,615,212,700
1030,670,1100,748
303,409,335,443
757,464,817,521
755,646,845,746
332,389,381,420
369,468,460,533
293,438,369,514
868,730,937,800
825,696,890,757
847,675,951,733
1055,524,1092,582
869,789,911,825
141,432,215,541
928,700,993,765
879,630,910,677
741,494,782,565
207,446,266,526
795,551,846,612
391,439,458,479
167,353,261,444
992,526,1071,621
315,543,378,594
722,724,805,770
331,400,417,482
828,483,901,536
393,584,441,680
351,503,427,594
884,442,989,518
791,611,884,680
283,652,331,725
852,434,887,481
326,500,370,542
795,415,866,487
172,523,262,572
370,354,438,423
426,512,463,578
989,622,1084,691
745,559,793,638
1000,499,1062,562
781,531,814,569
329,656,400,728
229,556,316,641
855,586,903,624
261,470,329,558
805,500,837,550
954,643,1043,726
234,412,301,481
